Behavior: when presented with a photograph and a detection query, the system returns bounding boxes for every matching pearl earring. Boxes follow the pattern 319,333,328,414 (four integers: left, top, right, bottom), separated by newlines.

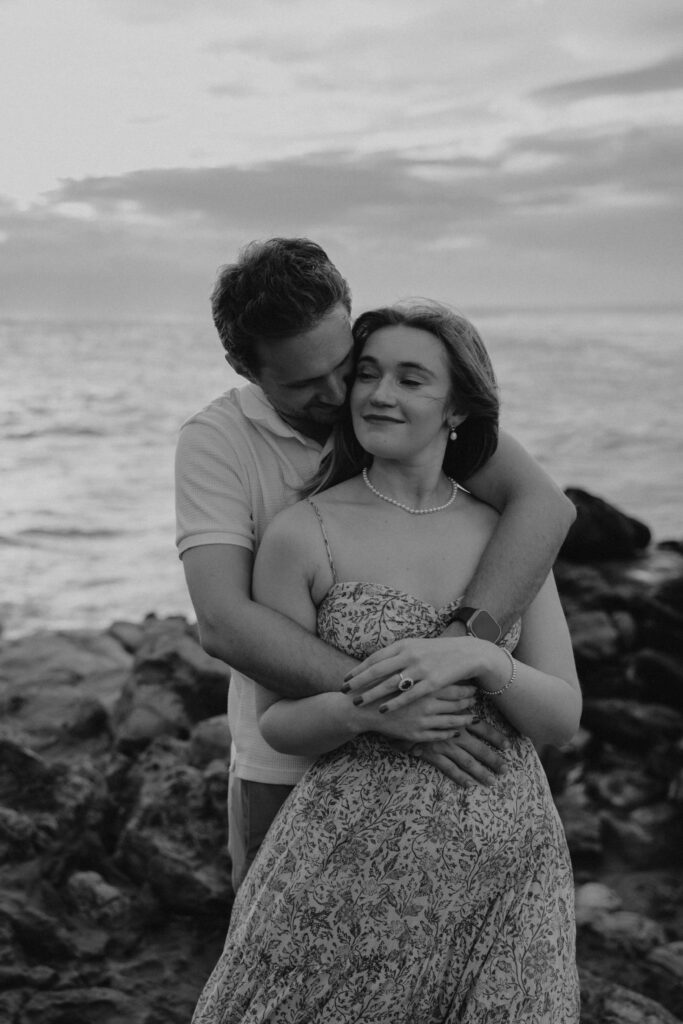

449,425,458,442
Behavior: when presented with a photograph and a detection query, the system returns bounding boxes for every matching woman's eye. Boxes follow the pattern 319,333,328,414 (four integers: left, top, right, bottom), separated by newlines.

355,370,376,381
400,378,421,387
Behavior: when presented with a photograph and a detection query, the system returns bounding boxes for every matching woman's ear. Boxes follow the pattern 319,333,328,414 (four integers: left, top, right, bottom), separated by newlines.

446,410,468,431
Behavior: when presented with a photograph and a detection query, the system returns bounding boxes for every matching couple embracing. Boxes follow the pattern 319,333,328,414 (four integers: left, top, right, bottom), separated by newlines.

176,239,581,1023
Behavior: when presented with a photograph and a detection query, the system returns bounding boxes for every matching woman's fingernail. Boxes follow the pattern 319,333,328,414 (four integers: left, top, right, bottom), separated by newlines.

352,696,364,706
471,717,481,725
378,705,388,714
452,731,461,737
340,683,351,694
343,672,353,682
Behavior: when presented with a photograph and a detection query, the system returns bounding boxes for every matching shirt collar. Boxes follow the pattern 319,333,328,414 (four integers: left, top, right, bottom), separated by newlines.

236,382,331,453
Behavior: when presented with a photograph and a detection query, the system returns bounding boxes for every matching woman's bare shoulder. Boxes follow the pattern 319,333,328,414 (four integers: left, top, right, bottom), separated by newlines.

263,496,320,545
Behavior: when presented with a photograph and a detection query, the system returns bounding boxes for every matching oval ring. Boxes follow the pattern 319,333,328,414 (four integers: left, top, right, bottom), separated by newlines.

397,674,415,692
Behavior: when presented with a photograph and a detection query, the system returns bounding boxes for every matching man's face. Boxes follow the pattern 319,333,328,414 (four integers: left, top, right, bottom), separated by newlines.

255,303,354,440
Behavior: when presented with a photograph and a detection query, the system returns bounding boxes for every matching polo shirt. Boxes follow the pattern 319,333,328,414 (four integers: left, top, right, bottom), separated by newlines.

175,383,331,784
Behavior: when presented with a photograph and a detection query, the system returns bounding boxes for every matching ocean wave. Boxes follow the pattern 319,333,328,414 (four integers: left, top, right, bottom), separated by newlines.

19,527,121,540
4,425,106,440
0,534,31,547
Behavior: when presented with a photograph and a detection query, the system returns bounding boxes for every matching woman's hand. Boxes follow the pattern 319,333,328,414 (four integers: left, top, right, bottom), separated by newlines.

353,684,477,744
341,636,488,712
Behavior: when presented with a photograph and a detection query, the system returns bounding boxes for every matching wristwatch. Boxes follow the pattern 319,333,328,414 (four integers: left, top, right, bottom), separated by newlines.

453,606,502,643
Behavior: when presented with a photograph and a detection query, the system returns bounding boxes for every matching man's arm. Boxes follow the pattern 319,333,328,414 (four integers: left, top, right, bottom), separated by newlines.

182,544,355,699
456,431,575,632
412,431,574,786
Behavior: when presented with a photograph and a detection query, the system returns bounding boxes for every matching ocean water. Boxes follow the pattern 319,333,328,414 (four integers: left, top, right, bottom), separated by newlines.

1,309,681,640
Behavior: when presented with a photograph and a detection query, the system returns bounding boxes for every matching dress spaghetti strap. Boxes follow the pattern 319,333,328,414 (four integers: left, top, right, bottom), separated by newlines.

307,499,338,585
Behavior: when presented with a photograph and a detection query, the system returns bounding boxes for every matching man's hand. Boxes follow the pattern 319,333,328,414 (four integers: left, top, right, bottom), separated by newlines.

411,720,510,787
355,683,477,745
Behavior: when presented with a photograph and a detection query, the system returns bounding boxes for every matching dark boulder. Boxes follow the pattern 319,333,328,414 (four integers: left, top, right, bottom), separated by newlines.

561,488,651,562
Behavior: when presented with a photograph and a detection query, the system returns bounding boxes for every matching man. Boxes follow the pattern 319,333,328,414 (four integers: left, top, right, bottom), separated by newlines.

176,237,575,891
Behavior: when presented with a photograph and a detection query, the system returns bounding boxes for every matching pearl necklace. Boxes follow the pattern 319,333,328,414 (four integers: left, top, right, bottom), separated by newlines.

362,467,459,515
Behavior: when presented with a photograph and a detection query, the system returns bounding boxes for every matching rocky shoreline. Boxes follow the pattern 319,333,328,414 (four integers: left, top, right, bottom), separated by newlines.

1,489,682,1023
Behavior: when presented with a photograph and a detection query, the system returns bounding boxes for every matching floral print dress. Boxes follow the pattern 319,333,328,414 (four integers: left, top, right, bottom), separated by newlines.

192,577,579,1024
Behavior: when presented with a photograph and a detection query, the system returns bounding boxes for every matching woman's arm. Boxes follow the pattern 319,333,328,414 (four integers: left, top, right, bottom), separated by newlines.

457,432,576,633
476,573,581,747
343,572,582,750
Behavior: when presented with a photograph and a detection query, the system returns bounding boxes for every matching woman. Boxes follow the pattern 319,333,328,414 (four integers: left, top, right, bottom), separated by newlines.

193,302,581,1023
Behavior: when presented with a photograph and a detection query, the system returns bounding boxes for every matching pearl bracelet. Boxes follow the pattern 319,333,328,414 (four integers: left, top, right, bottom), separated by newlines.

484,647,516,697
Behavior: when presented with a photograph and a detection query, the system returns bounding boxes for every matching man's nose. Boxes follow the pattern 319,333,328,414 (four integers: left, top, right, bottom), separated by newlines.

322,372,347,405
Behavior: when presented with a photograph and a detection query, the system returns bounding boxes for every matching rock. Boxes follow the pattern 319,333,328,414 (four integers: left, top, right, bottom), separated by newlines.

580,965,682,1023
203,759,230,817
580,908,667,956
0,630,131,757
669,767,683,803
113,682,191,754
641,600,683,658
67,695,111,739
0,963,57,988
0,731,62,808
554,562,615,618
0,684,112,756
553,783,604,867
586,767,667,811
658,540,683,556
132,627,230,723
109,624,230,756
653,573,683,614
632,649,683,711
0,629,131,690
561,488,652,562
646,941,683,1019
581,699,683,749
0,732,110,876
0,897,77,961
108,619,148,653
601,803,683,868
0,991,24,1020
567,609,637,663
115,738,231,916
575,881,622,925
66,871,134,929
20,986,152,1024
189,714,231,768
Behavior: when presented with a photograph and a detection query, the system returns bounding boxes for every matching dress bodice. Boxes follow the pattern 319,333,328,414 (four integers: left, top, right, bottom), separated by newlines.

317,580,521,661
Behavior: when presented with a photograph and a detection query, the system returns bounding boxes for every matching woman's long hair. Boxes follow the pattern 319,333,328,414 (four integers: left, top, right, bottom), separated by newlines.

303,301,500,496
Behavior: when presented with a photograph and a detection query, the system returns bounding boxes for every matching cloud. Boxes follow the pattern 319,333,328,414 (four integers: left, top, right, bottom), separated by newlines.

535,51,683,102
1,116,681,319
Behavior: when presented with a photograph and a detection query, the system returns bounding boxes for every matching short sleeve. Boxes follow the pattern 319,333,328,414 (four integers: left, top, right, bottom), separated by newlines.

175,418,254,557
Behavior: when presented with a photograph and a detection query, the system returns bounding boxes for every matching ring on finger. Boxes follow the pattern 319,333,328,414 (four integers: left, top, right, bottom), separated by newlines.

397,673,415,692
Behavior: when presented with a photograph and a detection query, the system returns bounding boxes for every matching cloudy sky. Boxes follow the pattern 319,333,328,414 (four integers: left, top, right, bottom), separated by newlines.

1,0,681,318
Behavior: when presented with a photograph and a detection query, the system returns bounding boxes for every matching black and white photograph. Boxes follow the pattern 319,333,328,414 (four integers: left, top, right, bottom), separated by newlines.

1,2,682,1021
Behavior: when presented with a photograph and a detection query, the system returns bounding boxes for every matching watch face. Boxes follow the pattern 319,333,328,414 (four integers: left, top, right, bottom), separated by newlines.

468,610,501,643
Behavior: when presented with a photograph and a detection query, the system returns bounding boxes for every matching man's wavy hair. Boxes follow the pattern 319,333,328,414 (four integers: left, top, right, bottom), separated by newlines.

211,238,352,380
304,301,500,495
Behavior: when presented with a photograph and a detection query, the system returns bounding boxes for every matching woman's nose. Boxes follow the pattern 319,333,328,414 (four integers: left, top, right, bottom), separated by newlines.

369,376,394,404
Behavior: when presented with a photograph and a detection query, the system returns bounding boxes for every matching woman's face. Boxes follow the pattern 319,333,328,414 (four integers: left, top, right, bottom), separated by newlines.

350,324,460,464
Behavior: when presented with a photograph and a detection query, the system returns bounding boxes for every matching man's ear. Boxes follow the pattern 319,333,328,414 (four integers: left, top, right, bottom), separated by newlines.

225,351,256,383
